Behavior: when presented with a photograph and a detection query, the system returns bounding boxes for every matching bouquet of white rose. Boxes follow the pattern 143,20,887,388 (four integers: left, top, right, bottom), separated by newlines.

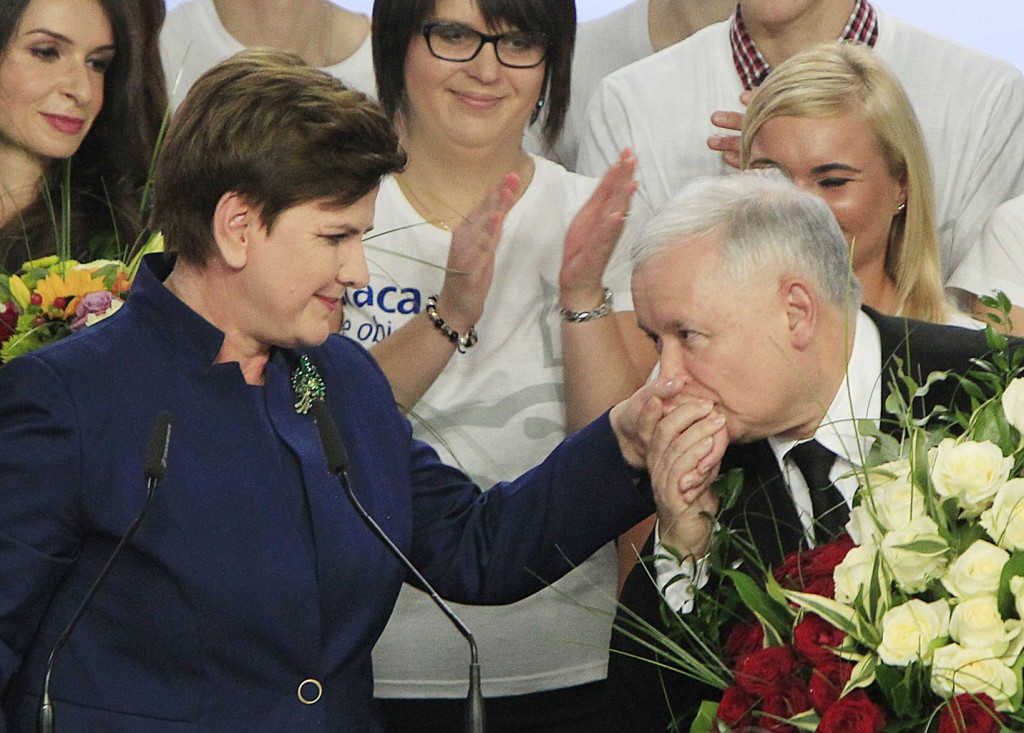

630,317,1024,733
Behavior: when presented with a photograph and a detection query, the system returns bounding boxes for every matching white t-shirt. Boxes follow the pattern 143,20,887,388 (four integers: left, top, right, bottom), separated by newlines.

577,11,1024,284
524,0,652,170
348,158,634,698
159,0,377,109
947,195,1024,310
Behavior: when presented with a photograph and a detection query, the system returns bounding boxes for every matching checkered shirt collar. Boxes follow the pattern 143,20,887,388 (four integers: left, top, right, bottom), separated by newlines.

729,0,879,90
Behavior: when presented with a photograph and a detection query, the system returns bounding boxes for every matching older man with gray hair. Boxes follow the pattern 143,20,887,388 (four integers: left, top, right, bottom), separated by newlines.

610,171,997,731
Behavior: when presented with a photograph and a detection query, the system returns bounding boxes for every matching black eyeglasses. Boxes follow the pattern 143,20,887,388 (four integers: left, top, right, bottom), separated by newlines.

421,22,549,69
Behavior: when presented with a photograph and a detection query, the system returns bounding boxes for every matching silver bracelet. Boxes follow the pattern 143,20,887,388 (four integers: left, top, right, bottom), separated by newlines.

425,295,478,353
557,288,613,323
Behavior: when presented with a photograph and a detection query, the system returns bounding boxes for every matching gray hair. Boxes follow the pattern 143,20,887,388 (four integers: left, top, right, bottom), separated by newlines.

631,171,862,308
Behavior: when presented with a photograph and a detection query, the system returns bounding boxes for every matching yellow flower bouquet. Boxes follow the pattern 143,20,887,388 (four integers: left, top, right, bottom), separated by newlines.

0,234,162,362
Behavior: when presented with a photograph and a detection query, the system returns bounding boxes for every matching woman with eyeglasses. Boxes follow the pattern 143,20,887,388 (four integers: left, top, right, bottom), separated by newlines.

350,1,656,731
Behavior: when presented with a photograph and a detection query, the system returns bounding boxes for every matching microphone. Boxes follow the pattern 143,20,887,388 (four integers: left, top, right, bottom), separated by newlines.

309,401,485,733
37,411,173,733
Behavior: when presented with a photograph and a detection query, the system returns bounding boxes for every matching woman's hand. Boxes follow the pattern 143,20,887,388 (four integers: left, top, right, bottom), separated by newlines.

558,149,637,311
435,173,520,331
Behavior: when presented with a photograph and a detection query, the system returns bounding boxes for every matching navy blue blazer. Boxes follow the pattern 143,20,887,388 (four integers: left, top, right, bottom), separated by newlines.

0,256,654,732
605,308,999,733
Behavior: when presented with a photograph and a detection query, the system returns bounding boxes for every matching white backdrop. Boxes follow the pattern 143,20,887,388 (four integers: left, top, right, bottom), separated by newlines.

161,1,1024,72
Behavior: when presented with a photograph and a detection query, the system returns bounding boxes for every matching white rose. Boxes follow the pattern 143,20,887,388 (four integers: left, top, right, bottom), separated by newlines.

930,643,1018,710
845,503,881,546
881,516,948,594
941,540,1010,598
1002,377,1024,433
930,438,1013,517
861,460,927,531
948,596,1019,656
833,543,878,605
980,478,1024,552
878,598,950,666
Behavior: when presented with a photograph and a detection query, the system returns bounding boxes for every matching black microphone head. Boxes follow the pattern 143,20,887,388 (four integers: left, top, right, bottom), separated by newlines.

310,400,349,475
144,411,173,481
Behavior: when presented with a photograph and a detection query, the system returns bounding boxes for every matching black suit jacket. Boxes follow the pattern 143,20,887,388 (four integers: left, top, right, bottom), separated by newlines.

605,309,997,732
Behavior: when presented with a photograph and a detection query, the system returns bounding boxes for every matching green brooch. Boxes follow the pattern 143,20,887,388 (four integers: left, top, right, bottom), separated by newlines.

291,354,326,414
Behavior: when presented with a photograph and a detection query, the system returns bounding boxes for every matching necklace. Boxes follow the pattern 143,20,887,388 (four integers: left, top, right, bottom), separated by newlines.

394,175,455,232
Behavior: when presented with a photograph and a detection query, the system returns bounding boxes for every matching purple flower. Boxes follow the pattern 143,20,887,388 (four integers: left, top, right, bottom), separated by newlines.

70,291,123,332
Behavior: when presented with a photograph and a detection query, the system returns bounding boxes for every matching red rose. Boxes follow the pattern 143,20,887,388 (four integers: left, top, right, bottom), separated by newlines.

937,693,1006,733
803,534,855,574
0,303,17,345
809,658,853,714
735,646,801,696
717,685,758,730
773,535,854,591
773,550,804,589
817,690,886,733
793,613,845,666
800,576,836,599
757,681,813,733
725,621,765,667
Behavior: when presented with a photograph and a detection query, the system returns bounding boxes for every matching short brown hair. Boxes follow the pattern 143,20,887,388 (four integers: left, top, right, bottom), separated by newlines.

151,48,407,266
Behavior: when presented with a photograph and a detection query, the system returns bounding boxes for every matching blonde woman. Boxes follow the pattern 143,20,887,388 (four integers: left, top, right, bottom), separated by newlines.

741,41,969,325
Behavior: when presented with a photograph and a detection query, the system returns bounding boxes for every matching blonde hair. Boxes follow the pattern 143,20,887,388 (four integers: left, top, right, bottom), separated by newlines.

741,42,949,324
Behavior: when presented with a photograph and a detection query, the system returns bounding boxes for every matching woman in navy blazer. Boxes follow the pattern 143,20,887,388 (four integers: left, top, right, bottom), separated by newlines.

0,50,663,732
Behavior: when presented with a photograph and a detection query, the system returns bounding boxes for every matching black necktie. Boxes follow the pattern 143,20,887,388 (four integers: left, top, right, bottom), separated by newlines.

787,440,850,544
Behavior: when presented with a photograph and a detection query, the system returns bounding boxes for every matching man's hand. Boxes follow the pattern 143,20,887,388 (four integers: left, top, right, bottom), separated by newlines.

706,90,754,169
648,398,729,558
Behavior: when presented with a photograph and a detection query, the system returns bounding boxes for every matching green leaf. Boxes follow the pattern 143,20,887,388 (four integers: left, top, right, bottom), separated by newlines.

713,468,745,514
784,591,861,638
688,700,719,733
891,539,948,555
998,553,1024,619
786,709,821,731
722,569,793,640
845,654,877,693
972,399,1016,454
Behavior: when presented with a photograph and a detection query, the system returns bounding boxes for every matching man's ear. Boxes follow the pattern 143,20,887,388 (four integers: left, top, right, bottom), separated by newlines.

212,192,259,270
781,278,817,351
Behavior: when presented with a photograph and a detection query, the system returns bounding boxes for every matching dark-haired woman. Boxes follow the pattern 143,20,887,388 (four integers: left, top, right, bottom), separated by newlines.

0,0,164,271
352,1,656,731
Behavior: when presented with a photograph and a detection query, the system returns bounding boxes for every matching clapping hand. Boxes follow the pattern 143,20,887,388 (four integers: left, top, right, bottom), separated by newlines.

558,149,637,311
435,173,520,331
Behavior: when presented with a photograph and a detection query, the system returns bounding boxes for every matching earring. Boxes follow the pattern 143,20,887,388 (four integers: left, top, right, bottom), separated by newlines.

530,97,546,125
895,202,907,214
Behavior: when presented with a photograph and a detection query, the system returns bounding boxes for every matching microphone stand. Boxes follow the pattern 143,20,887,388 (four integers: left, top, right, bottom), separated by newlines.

310,402,485,733
37,412,172,733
